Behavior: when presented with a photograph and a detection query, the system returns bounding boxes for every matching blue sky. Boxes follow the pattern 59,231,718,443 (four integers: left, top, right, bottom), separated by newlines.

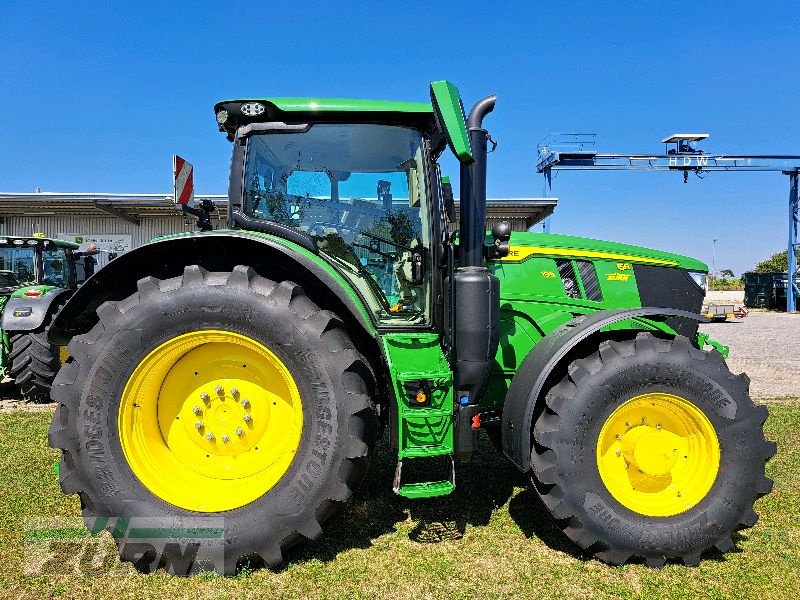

1,1,798,275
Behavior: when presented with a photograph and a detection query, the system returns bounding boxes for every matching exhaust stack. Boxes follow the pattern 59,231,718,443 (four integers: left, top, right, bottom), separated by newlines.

452,95,499,461
459,95,496,267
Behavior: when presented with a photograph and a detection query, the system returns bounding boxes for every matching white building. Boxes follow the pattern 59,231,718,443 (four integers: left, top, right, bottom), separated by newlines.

0,193,226,268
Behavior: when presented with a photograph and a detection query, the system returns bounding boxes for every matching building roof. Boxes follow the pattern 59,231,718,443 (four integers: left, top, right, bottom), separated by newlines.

0,193,227,224
0,192,557,230
453,198,558,231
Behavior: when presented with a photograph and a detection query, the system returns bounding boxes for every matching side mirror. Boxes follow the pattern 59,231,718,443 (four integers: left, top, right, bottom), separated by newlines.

441,176,456,223
488,221,511,259
430,80,473,164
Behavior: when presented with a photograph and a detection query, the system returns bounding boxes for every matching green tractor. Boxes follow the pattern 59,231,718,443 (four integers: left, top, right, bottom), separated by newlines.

0,236,84,402
47,81,774,574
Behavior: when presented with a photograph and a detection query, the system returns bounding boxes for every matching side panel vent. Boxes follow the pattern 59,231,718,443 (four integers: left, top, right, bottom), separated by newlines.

556,259,581,299
577,260,603,302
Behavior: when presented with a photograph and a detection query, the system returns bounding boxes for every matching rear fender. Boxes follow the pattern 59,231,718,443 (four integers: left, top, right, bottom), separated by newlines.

501,307,709,471
2,288,72,332
48,231,376,345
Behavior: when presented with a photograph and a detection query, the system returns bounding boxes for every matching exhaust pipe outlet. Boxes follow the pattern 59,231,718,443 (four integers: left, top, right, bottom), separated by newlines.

467,95,497,130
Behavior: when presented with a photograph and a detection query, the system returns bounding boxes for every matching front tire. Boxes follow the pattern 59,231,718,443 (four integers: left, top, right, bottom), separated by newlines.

531,332,775,566
48,265,377,574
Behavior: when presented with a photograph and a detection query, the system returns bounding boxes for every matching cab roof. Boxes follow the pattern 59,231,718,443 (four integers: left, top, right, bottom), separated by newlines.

0,236,79,249
213,97,436,139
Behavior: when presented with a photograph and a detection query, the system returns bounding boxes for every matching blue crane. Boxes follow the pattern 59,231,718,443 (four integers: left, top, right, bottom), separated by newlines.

536,133,800,312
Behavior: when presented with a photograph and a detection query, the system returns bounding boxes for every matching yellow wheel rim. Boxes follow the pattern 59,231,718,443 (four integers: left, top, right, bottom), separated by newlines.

118,330,303,512
596,392,720,517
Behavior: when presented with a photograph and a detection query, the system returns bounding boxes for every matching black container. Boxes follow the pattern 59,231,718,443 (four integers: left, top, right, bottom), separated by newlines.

743,272,799,310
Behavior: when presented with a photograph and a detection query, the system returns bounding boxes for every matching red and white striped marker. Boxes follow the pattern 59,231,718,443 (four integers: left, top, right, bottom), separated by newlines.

173,155,194,206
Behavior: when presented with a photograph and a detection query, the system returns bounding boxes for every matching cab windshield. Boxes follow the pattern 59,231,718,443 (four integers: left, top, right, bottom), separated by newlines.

0,247,36,285
0,245,74,288
243,124,430,324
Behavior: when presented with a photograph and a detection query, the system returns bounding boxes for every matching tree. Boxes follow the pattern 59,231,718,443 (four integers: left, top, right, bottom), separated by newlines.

754,250,790,273
719,268,735,280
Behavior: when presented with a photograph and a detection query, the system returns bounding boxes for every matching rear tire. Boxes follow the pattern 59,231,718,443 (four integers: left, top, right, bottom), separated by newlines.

48,265,377,575
531,332,775,566
9,330,60,403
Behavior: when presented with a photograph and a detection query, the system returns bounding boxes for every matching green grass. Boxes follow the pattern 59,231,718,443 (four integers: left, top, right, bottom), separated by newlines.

1,402,798,599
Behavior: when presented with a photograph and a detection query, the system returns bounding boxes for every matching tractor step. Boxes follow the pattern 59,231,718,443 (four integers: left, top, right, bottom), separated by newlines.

392,457,456,499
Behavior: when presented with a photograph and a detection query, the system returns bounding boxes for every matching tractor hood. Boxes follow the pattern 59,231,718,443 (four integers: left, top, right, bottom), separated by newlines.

497,232,708,272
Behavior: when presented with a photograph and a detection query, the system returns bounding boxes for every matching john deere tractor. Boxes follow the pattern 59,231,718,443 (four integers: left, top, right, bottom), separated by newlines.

47,81,774,574
0,236,83,402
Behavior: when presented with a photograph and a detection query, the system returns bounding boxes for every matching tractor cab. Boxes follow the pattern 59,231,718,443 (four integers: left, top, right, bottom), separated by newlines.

214,97,449,326
0,236,81,402
0,236,80,292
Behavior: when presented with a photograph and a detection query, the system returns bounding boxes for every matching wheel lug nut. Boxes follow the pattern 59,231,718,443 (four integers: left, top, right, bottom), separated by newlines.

241,398,250,408
195,421,203,430
206,432,214,441
641,417,647,425
193,406,202,415
616,449,622,456
616,434,622,440
243,414,252,423
222,435,230,443
236,427,244,436
625,421,631,427
200,392,210,402
656,423,662,430
215,385,224,395
230,387,239,396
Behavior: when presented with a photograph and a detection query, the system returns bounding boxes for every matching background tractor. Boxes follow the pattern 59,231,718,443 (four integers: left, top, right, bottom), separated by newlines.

47,81,774,574
0,236,89,402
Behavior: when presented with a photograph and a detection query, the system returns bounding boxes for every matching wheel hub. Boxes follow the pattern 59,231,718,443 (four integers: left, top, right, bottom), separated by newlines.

596,392,720,517
619,425,679,476
179,381,268,458
118,330,303,512
630,430,678,476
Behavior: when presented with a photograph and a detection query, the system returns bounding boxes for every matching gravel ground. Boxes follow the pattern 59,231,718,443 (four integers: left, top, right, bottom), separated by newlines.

700,310,800,399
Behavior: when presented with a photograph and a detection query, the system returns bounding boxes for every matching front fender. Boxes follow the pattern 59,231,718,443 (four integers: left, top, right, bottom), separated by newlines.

2,288,72,332
501,307,710,472
49,230,376,345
